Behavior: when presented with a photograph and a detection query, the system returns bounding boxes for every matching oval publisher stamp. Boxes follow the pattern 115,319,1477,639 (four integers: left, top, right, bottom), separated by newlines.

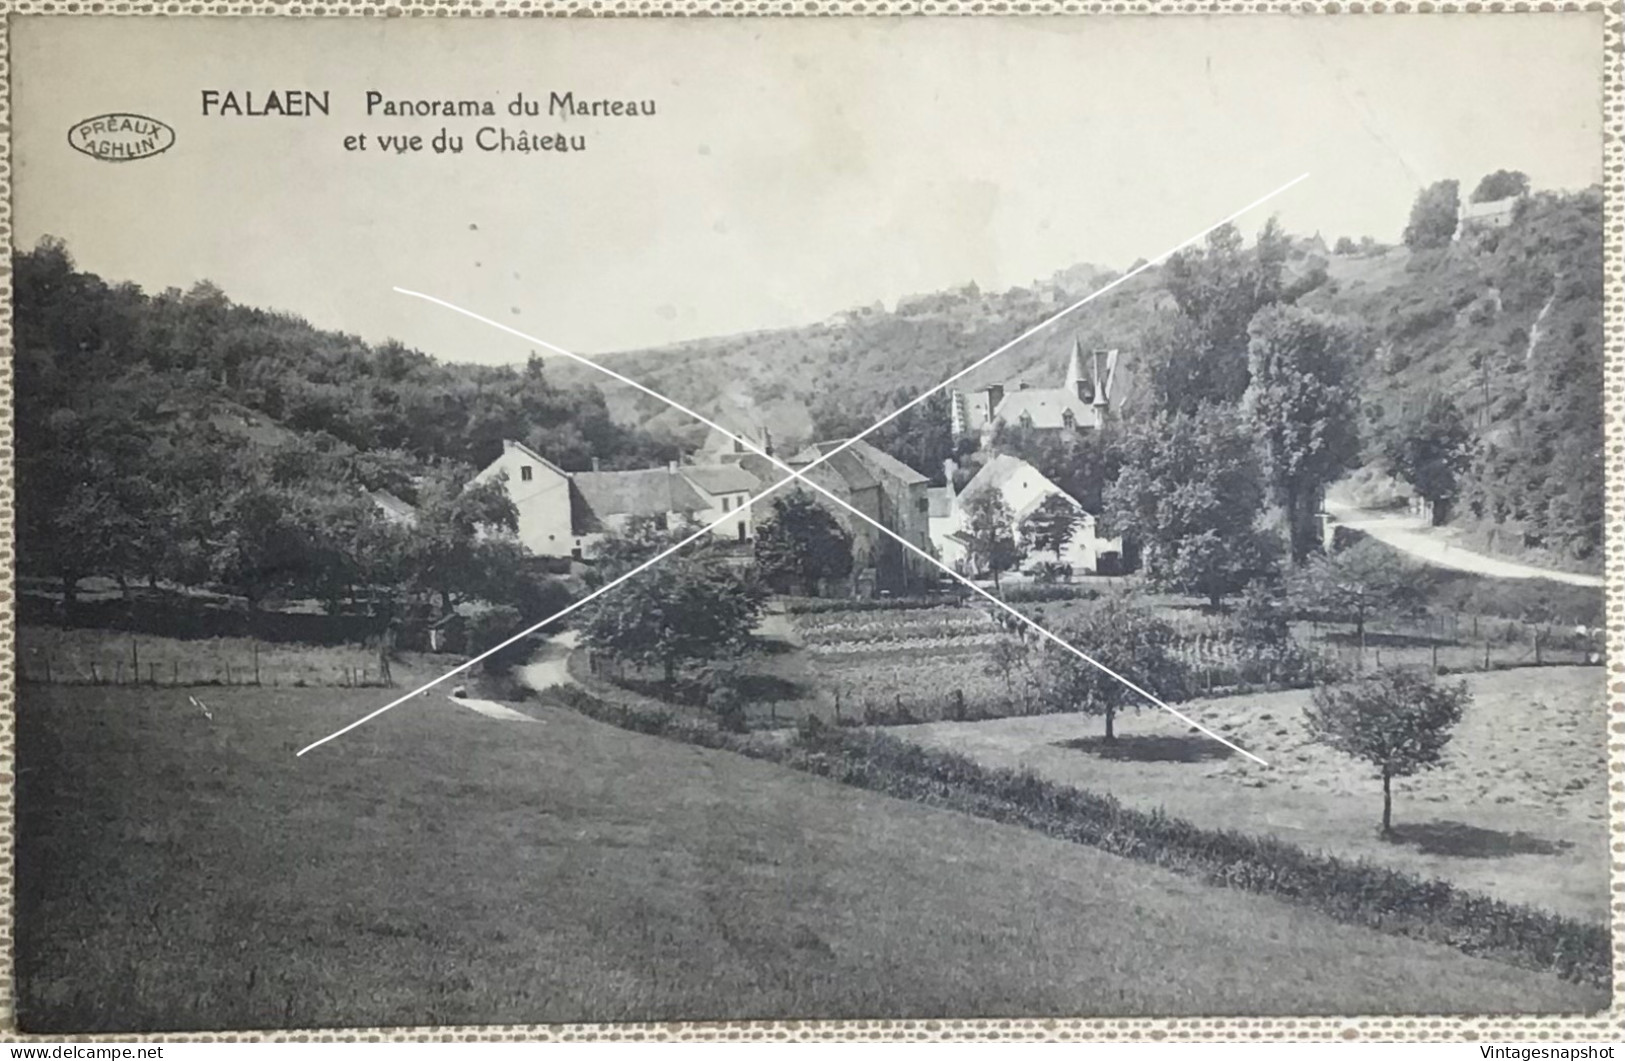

67,113,176,162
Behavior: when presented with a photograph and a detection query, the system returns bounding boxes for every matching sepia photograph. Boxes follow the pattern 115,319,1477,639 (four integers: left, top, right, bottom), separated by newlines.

6,13,1614,1035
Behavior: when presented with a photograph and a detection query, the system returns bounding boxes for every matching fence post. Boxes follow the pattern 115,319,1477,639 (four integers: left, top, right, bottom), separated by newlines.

254,642,261,687
226,662,232,686
91,662,100,685
43,656,52,684
1431,640,1439,671
173,660,179,686
1484,640,1491,670
131,638,139,682
114,662,123,685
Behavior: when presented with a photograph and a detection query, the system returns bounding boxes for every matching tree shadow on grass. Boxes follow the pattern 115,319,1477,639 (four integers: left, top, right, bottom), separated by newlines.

1054,734,1235,763
1385,820,1571,859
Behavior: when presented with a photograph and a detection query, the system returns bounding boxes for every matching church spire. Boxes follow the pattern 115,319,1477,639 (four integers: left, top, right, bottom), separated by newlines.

1066,339,1088,400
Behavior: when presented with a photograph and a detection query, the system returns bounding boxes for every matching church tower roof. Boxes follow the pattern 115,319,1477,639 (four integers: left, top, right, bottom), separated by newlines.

1065,339,1087,391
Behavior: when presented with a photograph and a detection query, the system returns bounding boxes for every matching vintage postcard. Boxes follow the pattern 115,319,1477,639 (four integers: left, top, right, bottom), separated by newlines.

5,12,1616,1036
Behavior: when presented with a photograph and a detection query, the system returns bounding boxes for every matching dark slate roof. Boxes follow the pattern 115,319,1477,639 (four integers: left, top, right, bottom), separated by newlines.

794,439,929,490
680,463,760,496
572,469,709,520
992,387,1096,430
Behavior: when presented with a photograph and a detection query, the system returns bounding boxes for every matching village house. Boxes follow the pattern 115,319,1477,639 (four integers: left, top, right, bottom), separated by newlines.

471,439,766,561
1457,195,1520,240
950,340,1120,445
696,408,774,465
929,454,1123,577
739,438,932,595
678,463,761,544
470,440,584,559
571,464,711,555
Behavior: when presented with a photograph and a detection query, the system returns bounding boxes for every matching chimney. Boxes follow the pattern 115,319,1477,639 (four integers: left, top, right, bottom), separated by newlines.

986,384,1004,415
763,428,774,458
591,457,601,472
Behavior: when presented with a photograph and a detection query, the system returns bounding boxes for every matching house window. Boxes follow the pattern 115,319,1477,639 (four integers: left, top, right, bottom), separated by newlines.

1019,412,1035,429
916,497,929,514
521,465,534,482
1062,410,1076,430
722,497,732,512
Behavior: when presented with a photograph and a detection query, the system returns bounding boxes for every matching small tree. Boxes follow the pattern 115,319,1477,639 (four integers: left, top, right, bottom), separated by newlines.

1019,493,1082,561
983,636,1033,712
1403,180,1461,250
753,492,855,596
1038,593,1191,741
1471,169,1529,203
1305,668,1470,835
1289,537,1422,650
962,491,1025,592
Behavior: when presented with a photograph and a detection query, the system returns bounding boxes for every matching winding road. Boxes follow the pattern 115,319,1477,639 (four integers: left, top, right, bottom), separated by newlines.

1323,500,1603,588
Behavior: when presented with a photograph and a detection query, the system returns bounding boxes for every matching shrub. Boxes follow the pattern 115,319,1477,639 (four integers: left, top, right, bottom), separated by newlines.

465,605,531,674
1026,560,1073,584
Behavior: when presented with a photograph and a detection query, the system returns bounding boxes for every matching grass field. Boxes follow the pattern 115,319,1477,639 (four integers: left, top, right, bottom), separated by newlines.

15,682,1605,1033
892,666,1609,920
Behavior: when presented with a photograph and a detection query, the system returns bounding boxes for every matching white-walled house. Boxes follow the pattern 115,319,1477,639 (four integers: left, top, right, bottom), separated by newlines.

470,439,584,559
678,463,761,544
934,454,1123,576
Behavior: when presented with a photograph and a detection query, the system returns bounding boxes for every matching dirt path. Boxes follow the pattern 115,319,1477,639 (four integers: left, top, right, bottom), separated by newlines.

1323,501,1603,588
446,694,542,723
518,630,581,694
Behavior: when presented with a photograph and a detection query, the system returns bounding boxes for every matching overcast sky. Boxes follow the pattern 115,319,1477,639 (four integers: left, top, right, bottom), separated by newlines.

12,15,1604,363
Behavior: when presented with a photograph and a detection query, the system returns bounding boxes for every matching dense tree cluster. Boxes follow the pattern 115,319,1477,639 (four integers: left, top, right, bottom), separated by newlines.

12,237,673,617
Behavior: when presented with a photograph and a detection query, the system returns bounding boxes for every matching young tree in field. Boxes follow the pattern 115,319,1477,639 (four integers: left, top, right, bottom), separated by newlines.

1019,494,1083,562
961,491,1025,592
1288,538,1423,649
1403,180,1461,250
1104,406,1279,609
1038,593,1192,741
1380,393,1473,525
752,492,855,596
580,555,767,684
1305,668,1470,835
1471,169,1529,203
983,636,1034,712
1243,305,1363,563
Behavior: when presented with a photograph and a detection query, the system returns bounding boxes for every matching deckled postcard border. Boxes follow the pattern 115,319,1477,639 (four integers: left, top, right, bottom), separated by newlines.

0,2,1617,1043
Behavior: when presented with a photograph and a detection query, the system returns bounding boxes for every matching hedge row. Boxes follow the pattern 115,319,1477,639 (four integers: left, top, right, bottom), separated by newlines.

781,584,1101,615
545,684,1610,990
